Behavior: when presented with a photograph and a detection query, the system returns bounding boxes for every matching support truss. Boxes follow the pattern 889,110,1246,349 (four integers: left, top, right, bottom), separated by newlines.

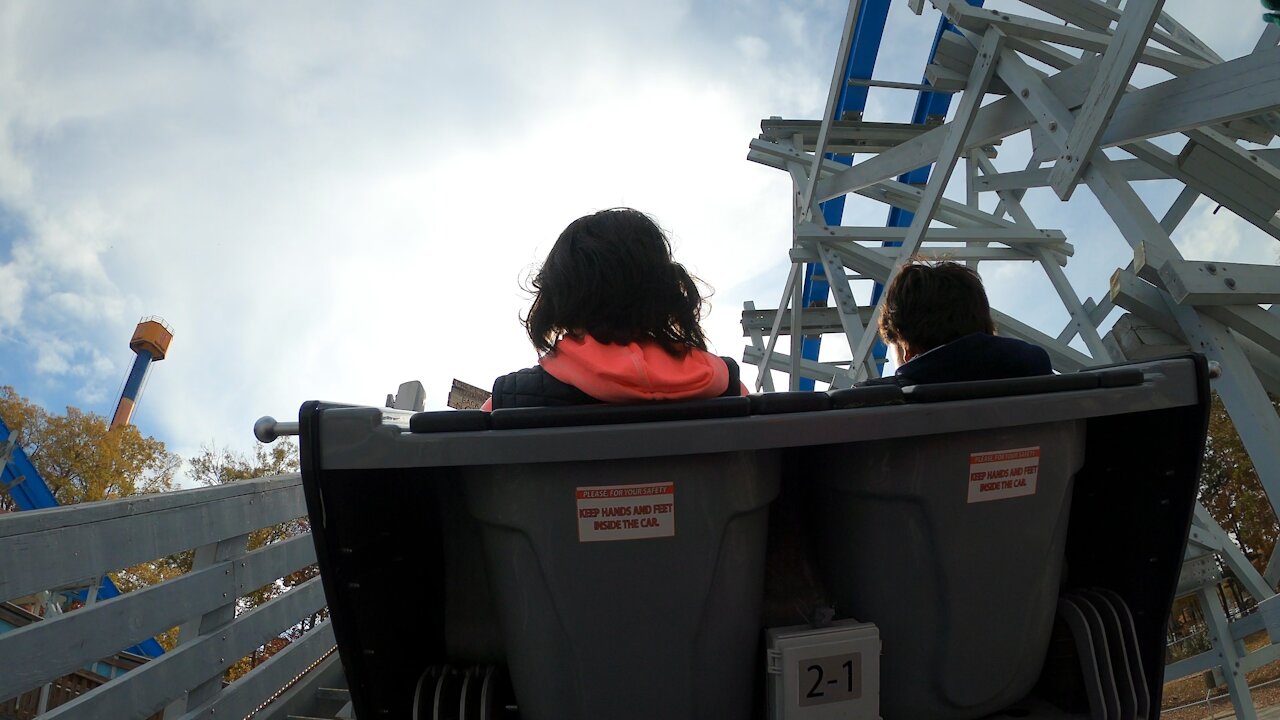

745,1,1280,715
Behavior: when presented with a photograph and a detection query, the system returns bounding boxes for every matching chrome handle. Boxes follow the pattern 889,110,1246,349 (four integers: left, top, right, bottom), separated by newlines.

254,416,298,443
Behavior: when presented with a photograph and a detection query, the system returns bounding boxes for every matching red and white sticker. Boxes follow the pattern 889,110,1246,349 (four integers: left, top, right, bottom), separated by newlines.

576,482,675,542
968,447,1040,503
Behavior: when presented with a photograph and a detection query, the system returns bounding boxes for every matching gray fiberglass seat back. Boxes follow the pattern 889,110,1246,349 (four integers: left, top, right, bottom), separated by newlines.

298,355,1208,720
807,421,1084,719
463,450,779,720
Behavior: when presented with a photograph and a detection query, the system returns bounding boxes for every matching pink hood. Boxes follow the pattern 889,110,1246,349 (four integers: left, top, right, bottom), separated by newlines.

540,337,733,403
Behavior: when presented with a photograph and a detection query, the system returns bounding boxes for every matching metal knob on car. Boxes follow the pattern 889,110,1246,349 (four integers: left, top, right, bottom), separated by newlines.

254,416,299,443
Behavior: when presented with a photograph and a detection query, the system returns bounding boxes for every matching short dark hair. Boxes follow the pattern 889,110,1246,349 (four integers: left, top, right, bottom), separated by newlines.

878,260,995,355
523,208,708,355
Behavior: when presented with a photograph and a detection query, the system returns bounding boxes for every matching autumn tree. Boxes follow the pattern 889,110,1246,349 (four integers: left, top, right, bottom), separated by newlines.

189,438,300,485
190,440,321,681
1198,393,1280,579
0,385,186,648
0,385,179,507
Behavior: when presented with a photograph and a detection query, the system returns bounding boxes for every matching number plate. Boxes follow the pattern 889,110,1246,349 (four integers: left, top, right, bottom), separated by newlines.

798,652,862,707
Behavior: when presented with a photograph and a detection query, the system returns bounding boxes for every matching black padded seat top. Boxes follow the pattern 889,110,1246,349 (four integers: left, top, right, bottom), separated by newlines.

409,410,490,433
406,368,1148,432
748,391,832,415
829,385,906,409
902,367,1143,403
489,395,751,430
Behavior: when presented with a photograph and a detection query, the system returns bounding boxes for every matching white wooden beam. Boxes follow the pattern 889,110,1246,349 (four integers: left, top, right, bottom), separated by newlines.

800,0,864,220
1159,260,1280,306
846,27,1005,380
1123,137,1280,243
971,150,1111,360
750,139,1021,229
742,346,847,386
1193,505,1277,605
1092,185,1280,524
816,242,878,379
742,302,776,392
43,579,327,720
796,223,1068,244
1200,305,1280,357
1021,0,1222,63
1111,269,1280,395
1196,584,1260,720
799,240,1095,372
976,159,1167,191
1105,45,1280,146
0,475,305,602
755,262,802,392
813,45,1280,203
1047,0,1165,199
790,261,804,390
936,0,1206,75
1161,185,1200,234
863,247,1050,261
814,57,1097,201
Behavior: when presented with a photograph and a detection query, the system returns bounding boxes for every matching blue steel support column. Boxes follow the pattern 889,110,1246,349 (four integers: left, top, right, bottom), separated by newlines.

111,350,154,430
799,0,892,389
869,1,986,369
0,417,58,510
800,1,985,383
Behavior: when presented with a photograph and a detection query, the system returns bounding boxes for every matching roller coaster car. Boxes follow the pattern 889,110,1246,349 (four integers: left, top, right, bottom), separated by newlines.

298,354,1209,720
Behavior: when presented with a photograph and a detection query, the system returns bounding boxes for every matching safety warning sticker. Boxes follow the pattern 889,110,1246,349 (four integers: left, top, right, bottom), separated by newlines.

968,447,1040,503
576,482,675,542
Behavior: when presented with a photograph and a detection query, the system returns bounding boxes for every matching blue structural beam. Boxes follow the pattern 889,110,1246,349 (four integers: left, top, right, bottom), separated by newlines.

799,0,985,386
111,350,153,430
872,4,984,302
799,0,892,389
0,415,164,658
1,416,58,511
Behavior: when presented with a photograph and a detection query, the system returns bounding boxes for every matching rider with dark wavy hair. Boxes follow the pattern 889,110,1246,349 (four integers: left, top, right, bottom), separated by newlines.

870,260,1051,385
485,208,745,410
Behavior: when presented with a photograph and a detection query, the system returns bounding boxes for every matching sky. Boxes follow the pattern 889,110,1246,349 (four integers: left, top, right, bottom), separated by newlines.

0,0,1276,483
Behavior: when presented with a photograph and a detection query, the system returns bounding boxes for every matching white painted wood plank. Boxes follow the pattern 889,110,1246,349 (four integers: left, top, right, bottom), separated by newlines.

0,534,316,701
814,46,1280,203
0,476,307,602
42,578,327,720
176,623,336,720
1160,260,1280,306
1047,0,1165,198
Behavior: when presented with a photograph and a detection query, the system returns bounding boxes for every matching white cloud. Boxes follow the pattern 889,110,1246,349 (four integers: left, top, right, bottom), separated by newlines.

777,5,810,48
30,333,72,375
0,0,849,463
1175,198,1280,265
2,0,1275,469
0,261,24,328
735,35,771,61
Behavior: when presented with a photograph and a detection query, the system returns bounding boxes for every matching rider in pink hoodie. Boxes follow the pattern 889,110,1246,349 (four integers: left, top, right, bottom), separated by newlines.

484,208,745,410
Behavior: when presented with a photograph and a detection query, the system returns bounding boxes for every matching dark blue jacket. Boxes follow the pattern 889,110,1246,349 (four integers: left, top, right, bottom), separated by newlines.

870,332,1052,387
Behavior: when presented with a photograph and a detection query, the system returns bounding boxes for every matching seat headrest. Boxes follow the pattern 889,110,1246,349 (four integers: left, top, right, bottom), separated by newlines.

409,410,490,433
902,368,1143,403
488,396,751,430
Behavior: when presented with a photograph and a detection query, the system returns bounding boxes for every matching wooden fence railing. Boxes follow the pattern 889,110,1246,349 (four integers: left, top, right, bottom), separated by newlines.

0,475,333,719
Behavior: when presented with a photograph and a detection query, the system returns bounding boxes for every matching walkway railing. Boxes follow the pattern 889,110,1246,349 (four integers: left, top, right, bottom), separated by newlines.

0,475,332,719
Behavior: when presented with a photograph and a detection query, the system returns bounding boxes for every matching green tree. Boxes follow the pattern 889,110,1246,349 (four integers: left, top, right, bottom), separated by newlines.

190,440,321,681
0,386,179,507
